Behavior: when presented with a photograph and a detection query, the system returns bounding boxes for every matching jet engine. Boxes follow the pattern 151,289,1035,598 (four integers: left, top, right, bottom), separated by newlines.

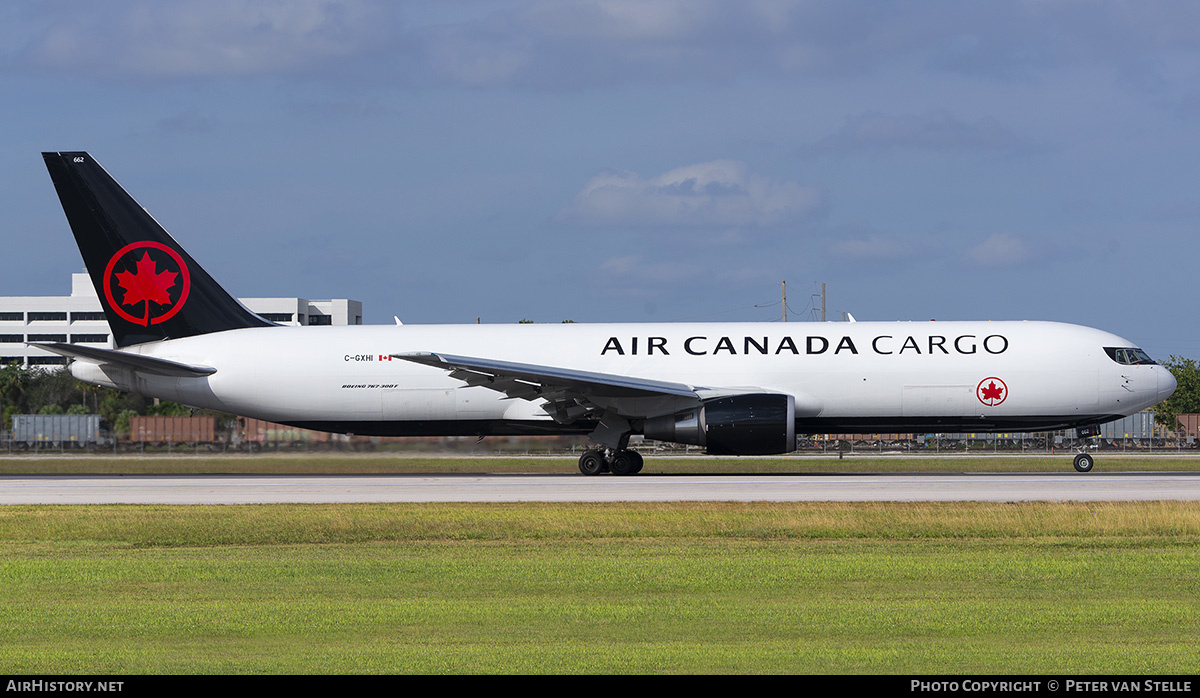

643,393,796,455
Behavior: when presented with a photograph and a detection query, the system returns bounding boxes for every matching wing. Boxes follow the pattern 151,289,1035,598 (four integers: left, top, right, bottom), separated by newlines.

397,352,701,398
394,351,711,423
395,351,824,452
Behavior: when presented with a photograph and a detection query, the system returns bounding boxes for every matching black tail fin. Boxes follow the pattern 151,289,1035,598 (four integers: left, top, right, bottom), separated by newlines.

43,152,273,347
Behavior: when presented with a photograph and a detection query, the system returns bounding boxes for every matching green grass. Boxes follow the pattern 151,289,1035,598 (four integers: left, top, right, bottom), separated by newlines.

1,452,1199,475
1,502,1198,673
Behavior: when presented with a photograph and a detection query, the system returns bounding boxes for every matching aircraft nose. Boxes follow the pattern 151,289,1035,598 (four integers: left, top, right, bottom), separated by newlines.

1158,367,1178,402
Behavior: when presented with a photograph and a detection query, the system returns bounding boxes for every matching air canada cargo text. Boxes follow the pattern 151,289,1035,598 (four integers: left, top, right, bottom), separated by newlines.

602,334,1010,356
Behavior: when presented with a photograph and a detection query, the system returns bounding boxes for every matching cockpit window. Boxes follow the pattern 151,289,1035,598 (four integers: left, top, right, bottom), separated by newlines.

1103,347,1158,365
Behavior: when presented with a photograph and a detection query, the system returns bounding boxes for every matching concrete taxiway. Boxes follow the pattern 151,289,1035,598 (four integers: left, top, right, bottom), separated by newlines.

3,472,1200,504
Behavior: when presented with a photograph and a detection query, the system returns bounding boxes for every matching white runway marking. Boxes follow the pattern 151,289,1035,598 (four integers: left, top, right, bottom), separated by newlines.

3,473,1200,504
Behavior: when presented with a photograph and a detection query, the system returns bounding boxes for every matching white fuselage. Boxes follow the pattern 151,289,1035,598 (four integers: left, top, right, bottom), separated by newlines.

70,320,1176,436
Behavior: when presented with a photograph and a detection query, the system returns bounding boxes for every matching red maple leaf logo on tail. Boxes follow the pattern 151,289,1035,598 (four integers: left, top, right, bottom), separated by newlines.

115,251,177,323
102,241,191,326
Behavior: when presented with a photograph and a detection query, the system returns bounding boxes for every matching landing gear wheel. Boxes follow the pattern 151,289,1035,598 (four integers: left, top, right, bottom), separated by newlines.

1073,453,1095,473
578,450,605,476
610,451,637,476
630,451,644,474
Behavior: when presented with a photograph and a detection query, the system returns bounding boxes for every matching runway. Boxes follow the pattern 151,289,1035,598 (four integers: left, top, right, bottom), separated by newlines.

4,472,1200,504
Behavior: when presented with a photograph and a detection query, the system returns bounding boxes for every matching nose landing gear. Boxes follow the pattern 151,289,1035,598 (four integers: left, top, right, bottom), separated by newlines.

1073,424,1101,473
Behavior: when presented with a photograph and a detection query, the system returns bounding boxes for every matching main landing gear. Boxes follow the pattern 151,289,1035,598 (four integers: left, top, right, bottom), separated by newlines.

578,448,644,476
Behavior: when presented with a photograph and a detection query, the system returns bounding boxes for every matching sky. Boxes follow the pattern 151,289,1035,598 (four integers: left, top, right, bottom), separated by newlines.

2,1,1198,360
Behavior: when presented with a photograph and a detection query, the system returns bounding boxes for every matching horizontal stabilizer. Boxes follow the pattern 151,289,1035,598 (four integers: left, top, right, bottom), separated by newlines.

30,343,217,377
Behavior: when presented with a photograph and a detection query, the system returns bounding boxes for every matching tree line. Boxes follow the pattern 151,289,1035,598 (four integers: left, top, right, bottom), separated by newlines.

1154,356,1200,428
1,364,200,435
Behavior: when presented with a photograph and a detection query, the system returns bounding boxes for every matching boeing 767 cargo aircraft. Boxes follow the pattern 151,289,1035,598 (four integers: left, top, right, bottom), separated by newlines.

33,152,1176,474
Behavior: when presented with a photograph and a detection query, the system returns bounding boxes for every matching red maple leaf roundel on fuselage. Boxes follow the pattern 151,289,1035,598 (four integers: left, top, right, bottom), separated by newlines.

115,251,177,308
976,377,1008,407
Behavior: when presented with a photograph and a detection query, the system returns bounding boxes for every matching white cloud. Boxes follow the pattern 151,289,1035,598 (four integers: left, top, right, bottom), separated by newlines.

966,233,1030,267
404,1,1200,89
561,160,822,228
527,0,713,41
20,0,385,78
10,1,1200,91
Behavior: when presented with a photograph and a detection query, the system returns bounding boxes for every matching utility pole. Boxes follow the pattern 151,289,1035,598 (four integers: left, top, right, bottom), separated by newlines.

821,282,826,322
781,281,787,323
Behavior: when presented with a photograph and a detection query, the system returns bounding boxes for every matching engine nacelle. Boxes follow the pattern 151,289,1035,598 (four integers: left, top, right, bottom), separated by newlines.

643,393,796,455
70,360,122,391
